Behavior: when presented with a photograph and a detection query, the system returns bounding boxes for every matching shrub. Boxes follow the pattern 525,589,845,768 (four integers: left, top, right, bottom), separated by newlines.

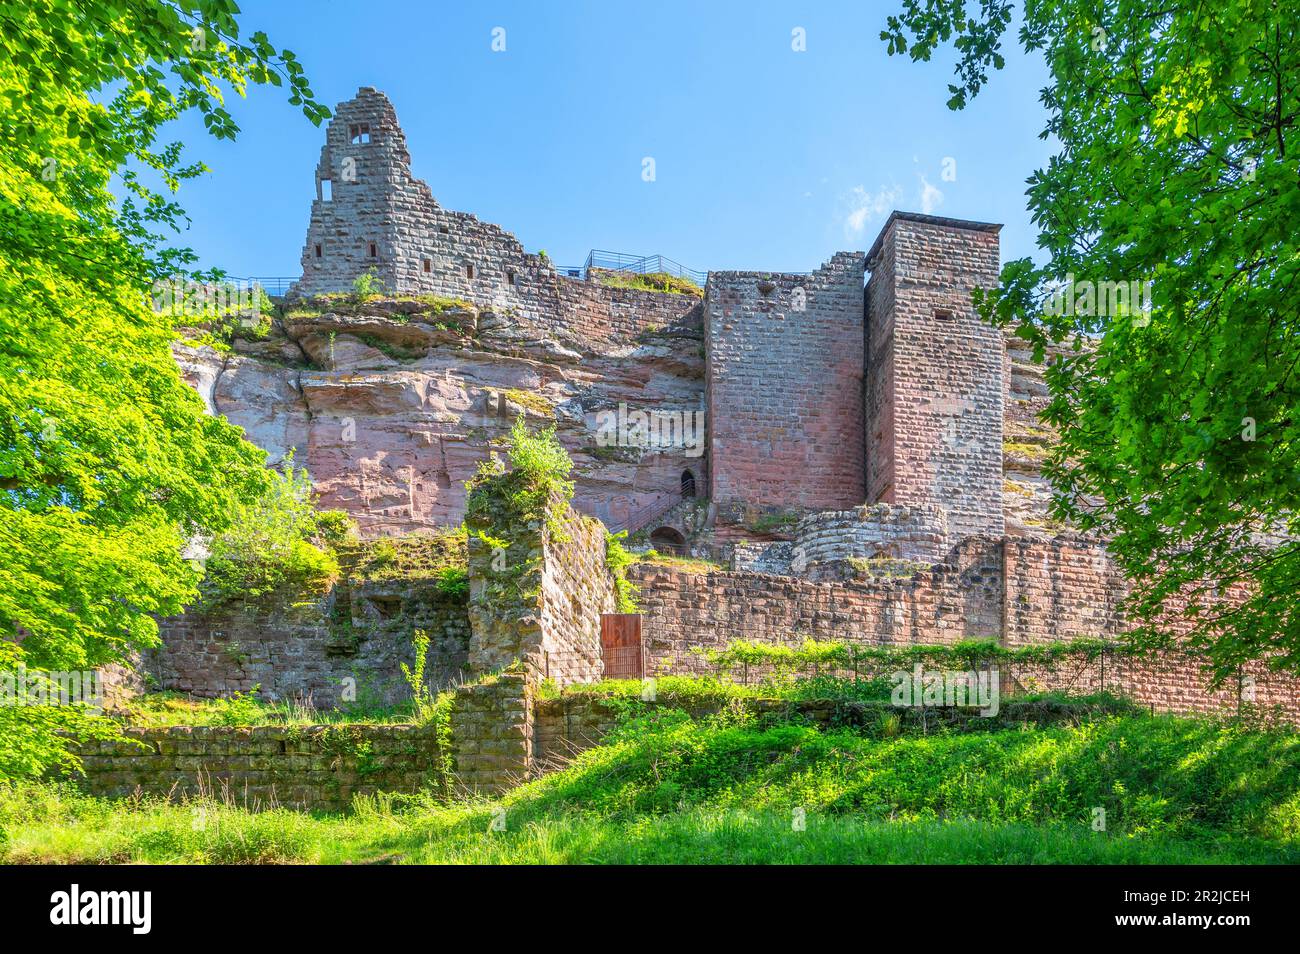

351,268,385,299
434,566,469,598
201,457,340,605
467,417,575,542
605,531,640,613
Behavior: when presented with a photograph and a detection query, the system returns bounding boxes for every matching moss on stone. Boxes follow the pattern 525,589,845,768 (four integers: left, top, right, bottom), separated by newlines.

343,529,468,584
1003,441,1050,460
503,388,555,418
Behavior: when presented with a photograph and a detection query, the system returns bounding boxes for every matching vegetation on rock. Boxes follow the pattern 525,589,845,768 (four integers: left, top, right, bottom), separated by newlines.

598,270,703,297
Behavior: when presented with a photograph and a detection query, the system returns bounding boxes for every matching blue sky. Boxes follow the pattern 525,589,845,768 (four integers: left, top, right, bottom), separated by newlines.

167,0,1054,278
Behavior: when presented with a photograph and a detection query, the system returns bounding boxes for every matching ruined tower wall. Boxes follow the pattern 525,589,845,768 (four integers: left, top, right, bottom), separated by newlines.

704,252,866,510
293,88,698,347
865,214,1004,539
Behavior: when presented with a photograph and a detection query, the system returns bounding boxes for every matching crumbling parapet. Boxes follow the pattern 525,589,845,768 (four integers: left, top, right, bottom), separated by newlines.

464,474,616,684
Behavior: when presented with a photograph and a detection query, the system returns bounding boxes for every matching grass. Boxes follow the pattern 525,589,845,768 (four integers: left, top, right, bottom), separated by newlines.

4,793,1287,864
5,699,1299,864
634,549,725,574
115,690,421,728
598,270,703,297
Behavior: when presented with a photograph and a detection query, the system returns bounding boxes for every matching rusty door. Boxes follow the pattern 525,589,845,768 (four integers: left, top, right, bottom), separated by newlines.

600,613,643,679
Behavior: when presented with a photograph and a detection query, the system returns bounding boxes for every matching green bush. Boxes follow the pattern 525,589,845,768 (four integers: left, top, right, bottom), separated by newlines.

200,458,340,605
467,417,575,542
351,268,385,299
434,566,469,598
605,531,640,613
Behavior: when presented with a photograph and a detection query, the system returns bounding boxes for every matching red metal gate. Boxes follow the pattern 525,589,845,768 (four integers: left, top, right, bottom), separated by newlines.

600,613,643,679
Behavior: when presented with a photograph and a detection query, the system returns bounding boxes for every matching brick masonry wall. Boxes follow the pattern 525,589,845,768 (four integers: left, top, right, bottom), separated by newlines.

291,88,700,348
705,253,866,510
466,480,615,684
149,577,470,707
1002,536,1127,647
74,724,446,813
539,510,616,684
791,503,950,571
866,215,1005,540
450,673,532,795
633,536,1300,722
630,541,1005,675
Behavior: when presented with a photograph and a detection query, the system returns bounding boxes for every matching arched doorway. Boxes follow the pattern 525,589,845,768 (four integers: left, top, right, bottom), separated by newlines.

649,526,687,556
681,469,696,498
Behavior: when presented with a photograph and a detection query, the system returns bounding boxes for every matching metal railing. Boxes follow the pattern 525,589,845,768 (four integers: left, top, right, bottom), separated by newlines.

223,276,299,297
582,250,707,287
601,492,685,535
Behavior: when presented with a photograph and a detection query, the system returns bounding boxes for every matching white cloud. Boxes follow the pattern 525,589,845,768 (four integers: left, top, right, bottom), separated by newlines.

843,184,902,240
918,174,944,215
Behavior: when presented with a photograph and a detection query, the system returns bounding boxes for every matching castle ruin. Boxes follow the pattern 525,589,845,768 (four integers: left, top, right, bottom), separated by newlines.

156,88,1300,723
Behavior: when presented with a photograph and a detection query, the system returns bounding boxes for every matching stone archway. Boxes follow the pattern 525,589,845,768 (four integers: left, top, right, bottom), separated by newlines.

649,526,687,556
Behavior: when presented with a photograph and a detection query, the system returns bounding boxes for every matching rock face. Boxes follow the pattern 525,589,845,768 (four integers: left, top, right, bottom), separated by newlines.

176,296,707,536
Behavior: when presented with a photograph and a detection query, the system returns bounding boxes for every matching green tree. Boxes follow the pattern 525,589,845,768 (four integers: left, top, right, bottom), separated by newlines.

883,1,1299,678
0,1,327,775
201,457,341,605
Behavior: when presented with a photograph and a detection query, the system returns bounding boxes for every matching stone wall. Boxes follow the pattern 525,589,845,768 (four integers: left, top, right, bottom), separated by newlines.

291,87,700,349
465,478,615,685
705,253,866,510
75,724,446,813
450,673,532,795
631,537,1300,723
790,503,949,573
1002,536,1127,647
866,213,1004,539
630,540,1006,675
149,545,471,707
539,509,617,683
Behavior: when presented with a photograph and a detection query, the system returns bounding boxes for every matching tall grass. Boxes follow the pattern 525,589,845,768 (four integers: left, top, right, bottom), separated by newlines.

5,705,1299,865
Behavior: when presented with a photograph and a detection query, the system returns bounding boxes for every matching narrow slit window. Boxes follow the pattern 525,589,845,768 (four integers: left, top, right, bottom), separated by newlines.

506,270,516,286
422,258,432,273
368,242,377,259
320,179,332,201
466,263,475,279
314,243,323,259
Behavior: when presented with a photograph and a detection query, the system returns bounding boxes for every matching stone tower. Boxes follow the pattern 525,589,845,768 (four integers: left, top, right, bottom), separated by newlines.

704,252,867,511
292,87,551,302
864,212,1004,539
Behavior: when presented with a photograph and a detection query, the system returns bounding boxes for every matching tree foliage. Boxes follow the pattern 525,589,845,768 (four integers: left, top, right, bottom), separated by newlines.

0,1,326,775
884,1,1300,679
200,458,341,605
